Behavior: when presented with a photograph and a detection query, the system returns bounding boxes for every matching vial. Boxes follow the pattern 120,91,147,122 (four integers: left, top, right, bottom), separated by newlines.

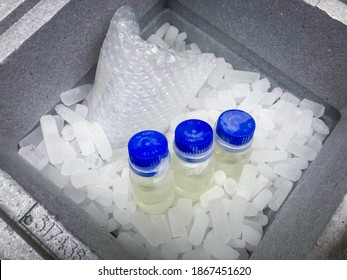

128,130,175,214
172,119,215,201
214,109,256,180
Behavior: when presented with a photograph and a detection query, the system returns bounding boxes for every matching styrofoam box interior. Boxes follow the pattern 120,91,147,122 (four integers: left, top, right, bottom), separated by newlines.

1,0,346,259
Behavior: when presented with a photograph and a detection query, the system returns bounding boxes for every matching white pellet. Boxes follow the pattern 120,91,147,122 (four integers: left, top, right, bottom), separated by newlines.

95,194,113,208
131,211,163,246
312,117,329,135
216,96,236,111
297,110,313,137
177,198,193,225
163,26,179,47
150,214,171,244
40,115,64,165
274,164,302,182
175,32,187,42
207,110,221,123
281,157,309,170
75,104,89,119
105,218,120,232
60,84,91,106
203,233,239,260
250,150,288,162
188,213,209,246
245,202,260,217
61,138,77,161
232,83,251,98
198,87,212,98
89,122,112,160
200,186,225,208
61,158,88,176
155,22,170,38
85,154,103,169
72,121,95,156
41,164,69,189
214,170,227,186
228,238,247,249
62,124,75,141
272,101,299,126
113,177,129,210
287,140,318,161
251,174,270,200
53,115,64,135
172,236,192,254
207,58,227,88
275,112,302,150
175,41,185,52
251,78,270,92
280,92,300,106
252,189,272,210
225,70,260,84
71,169,98,188
18,144,48,170
203,97,219,110
311,132,327,142
147,34,169,49
257,213,269,226
113,206,134,226
259,87,282,105
188,97,204,110
209,199,231,244
273,177,293,189
236,164,257,201
268,183,293,211
308,136,323,152
192,202,207,217
257,162,278,181
55,104,85,124
117,232,147,259
228,195,247,239
217,79,233,90
168,207,187,238
238,90,266,113
242,224,262,246
299,98,325,118
223,177,238,197
292,134,309,145
189,43,201,53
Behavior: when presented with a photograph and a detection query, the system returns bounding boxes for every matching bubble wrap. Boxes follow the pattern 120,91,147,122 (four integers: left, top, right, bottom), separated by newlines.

87,6,216,148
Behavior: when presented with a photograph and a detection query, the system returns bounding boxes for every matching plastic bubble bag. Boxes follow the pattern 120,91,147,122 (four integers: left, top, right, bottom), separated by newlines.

87,6,216,148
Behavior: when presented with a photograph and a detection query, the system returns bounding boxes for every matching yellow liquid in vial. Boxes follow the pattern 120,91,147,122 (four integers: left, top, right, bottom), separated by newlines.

172,154,215,201
130,169,175,214
214,145,251,181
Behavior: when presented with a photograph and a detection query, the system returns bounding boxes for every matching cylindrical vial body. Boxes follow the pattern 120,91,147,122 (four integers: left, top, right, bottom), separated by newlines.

128,130,175,214
172,119,215,201
214,109,256,180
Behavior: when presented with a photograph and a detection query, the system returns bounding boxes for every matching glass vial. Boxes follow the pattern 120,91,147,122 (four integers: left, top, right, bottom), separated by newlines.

128,130,175,214
214,109,256,180
172,119,215,201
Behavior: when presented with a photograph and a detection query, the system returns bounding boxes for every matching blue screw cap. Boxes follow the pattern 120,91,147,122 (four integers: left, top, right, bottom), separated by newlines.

216,109,256,146
174,119,213,162
128,130,169,170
